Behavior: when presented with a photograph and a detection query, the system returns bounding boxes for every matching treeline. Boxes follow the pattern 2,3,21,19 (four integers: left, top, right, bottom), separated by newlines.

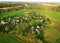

0,2,24,8
0,2,26,13
0,6,24,13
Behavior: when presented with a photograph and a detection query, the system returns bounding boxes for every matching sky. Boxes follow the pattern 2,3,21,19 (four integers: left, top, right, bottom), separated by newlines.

0,0,60,2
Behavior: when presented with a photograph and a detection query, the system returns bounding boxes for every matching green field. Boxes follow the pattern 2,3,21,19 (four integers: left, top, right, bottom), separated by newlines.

0,34,25,43
0,9,60,21
0,9,60,43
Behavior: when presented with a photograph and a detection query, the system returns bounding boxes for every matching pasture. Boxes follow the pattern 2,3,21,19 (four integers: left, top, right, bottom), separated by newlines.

0,9,60,21
0,8,60,43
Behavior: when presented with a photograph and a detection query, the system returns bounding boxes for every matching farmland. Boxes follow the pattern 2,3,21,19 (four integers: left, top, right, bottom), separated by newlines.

0,2,60,43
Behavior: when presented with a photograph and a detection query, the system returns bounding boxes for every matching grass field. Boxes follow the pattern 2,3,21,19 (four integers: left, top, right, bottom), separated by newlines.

0,9,60,21
0,9,60,43
0,34,25,43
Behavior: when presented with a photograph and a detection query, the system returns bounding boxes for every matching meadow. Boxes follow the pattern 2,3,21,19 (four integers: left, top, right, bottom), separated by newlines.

0,3,60,43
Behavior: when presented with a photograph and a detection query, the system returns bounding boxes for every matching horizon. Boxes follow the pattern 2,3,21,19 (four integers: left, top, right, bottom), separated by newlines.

0,0,60,3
